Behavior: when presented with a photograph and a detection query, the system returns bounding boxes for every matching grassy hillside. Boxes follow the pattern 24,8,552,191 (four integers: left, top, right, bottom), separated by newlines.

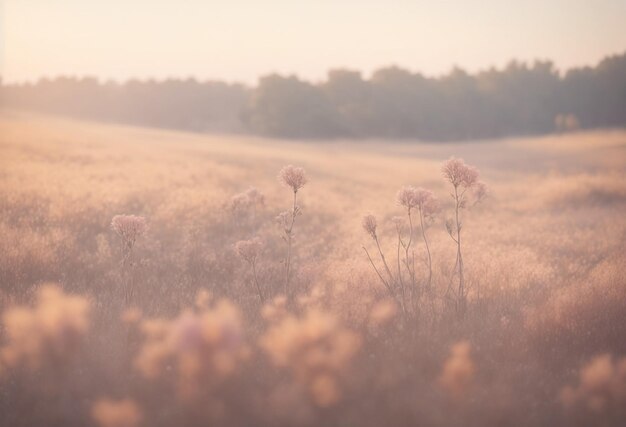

1,111,625,426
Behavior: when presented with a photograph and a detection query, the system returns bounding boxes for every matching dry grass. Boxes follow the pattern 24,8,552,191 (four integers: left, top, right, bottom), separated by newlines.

1,110,625,426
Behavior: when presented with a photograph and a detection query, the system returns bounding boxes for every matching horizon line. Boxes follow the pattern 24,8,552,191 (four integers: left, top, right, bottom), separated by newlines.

2,49,624,86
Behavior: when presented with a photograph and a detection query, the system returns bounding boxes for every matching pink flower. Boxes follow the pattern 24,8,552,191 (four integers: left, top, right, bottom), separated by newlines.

234,237,263,264
279,165,307,193
275,211,291,232
396,186,419,210
362,214,377,239
442,157,479,188
413,187,440,218
245,187,265,206
391,216,406,232
472,181,488,203
111,215,147,245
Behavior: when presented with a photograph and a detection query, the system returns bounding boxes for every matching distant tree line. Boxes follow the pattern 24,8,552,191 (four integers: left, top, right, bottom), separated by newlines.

0,78,250,133
1,52,625,140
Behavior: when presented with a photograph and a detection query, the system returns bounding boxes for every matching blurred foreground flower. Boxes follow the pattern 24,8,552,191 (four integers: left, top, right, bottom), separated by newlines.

438,340,475,399
0,284,90,370
92,398,143,427
260,309,361,407
134,298,248,399
369,299,398,326
560,354,626,415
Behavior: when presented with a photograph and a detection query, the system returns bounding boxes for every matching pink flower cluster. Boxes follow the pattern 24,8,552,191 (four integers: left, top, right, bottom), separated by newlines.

111,215,147,245
442,157,479,188
362,214,377,239
278,165,307,193
235,237,263,264
396,186,440,216
229,187,265,215
442,157,488,204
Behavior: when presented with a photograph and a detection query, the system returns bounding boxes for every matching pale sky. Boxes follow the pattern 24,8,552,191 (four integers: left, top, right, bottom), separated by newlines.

2,0,625,84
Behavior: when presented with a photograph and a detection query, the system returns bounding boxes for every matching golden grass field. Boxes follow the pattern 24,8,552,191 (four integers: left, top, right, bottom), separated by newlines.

1,110,625,426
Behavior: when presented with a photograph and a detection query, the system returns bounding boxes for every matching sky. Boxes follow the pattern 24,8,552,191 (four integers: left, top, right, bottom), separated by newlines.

1,0,625,84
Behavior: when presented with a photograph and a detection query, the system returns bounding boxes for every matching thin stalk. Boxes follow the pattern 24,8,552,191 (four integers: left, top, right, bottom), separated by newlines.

284,190,298,299
363,246,393,296
396,230,407,310
252,260,264,303
454,185,465,316
405,209,416,291
374,235,395,287
418,205,433,291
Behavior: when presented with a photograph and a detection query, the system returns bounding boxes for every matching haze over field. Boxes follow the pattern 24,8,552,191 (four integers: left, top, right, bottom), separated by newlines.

1,112,626,426
1,1,626,426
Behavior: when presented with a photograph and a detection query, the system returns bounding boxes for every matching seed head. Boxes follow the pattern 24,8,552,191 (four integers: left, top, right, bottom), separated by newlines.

442,157,479,188
111,215,147,245
279,165,307,193
362,214,378,239
396,186,419,210
234,237,263,264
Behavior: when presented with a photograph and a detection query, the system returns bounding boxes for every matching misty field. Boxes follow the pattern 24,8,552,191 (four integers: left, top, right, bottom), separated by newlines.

1,111,625,427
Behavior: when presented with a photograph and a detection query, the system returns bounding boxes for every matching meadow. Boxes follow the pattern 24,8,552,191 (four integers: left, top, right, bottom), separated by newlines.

0,110,625,427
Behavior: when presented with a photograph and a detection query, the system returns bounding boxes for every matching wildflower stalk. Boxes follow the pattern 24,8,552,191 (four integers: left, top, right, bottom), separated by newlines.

374,233,396,292
284,189,298,298
111,215,147,306
235,237,264,303
362,214,406,316
404,208,416,297
362,246,393,296
453,185,465,315
418,204,433,291
251,259,264,303
278,165,307,302
442,157,486,318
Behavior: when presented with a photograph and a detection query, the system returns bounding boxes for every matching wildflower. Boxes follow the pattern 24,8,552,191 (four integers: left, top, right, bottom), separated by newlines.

134,298,248,399
235,237,262,264
369,299,397,325
260,309,361,407
276,211,291,233
438,340,475,398
560,354,626,413
0,284,90,370
279,165,307,193
391,216,407,232
110,215,147,247
261,296,288,321
396,186,419,210
472,180,488,204
442,157,479,189
229,193,250,214
441,158,485,316
228,187,265,217
235,238,265,302
413,187,439,218
362,214,377,239
245,186,265,206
